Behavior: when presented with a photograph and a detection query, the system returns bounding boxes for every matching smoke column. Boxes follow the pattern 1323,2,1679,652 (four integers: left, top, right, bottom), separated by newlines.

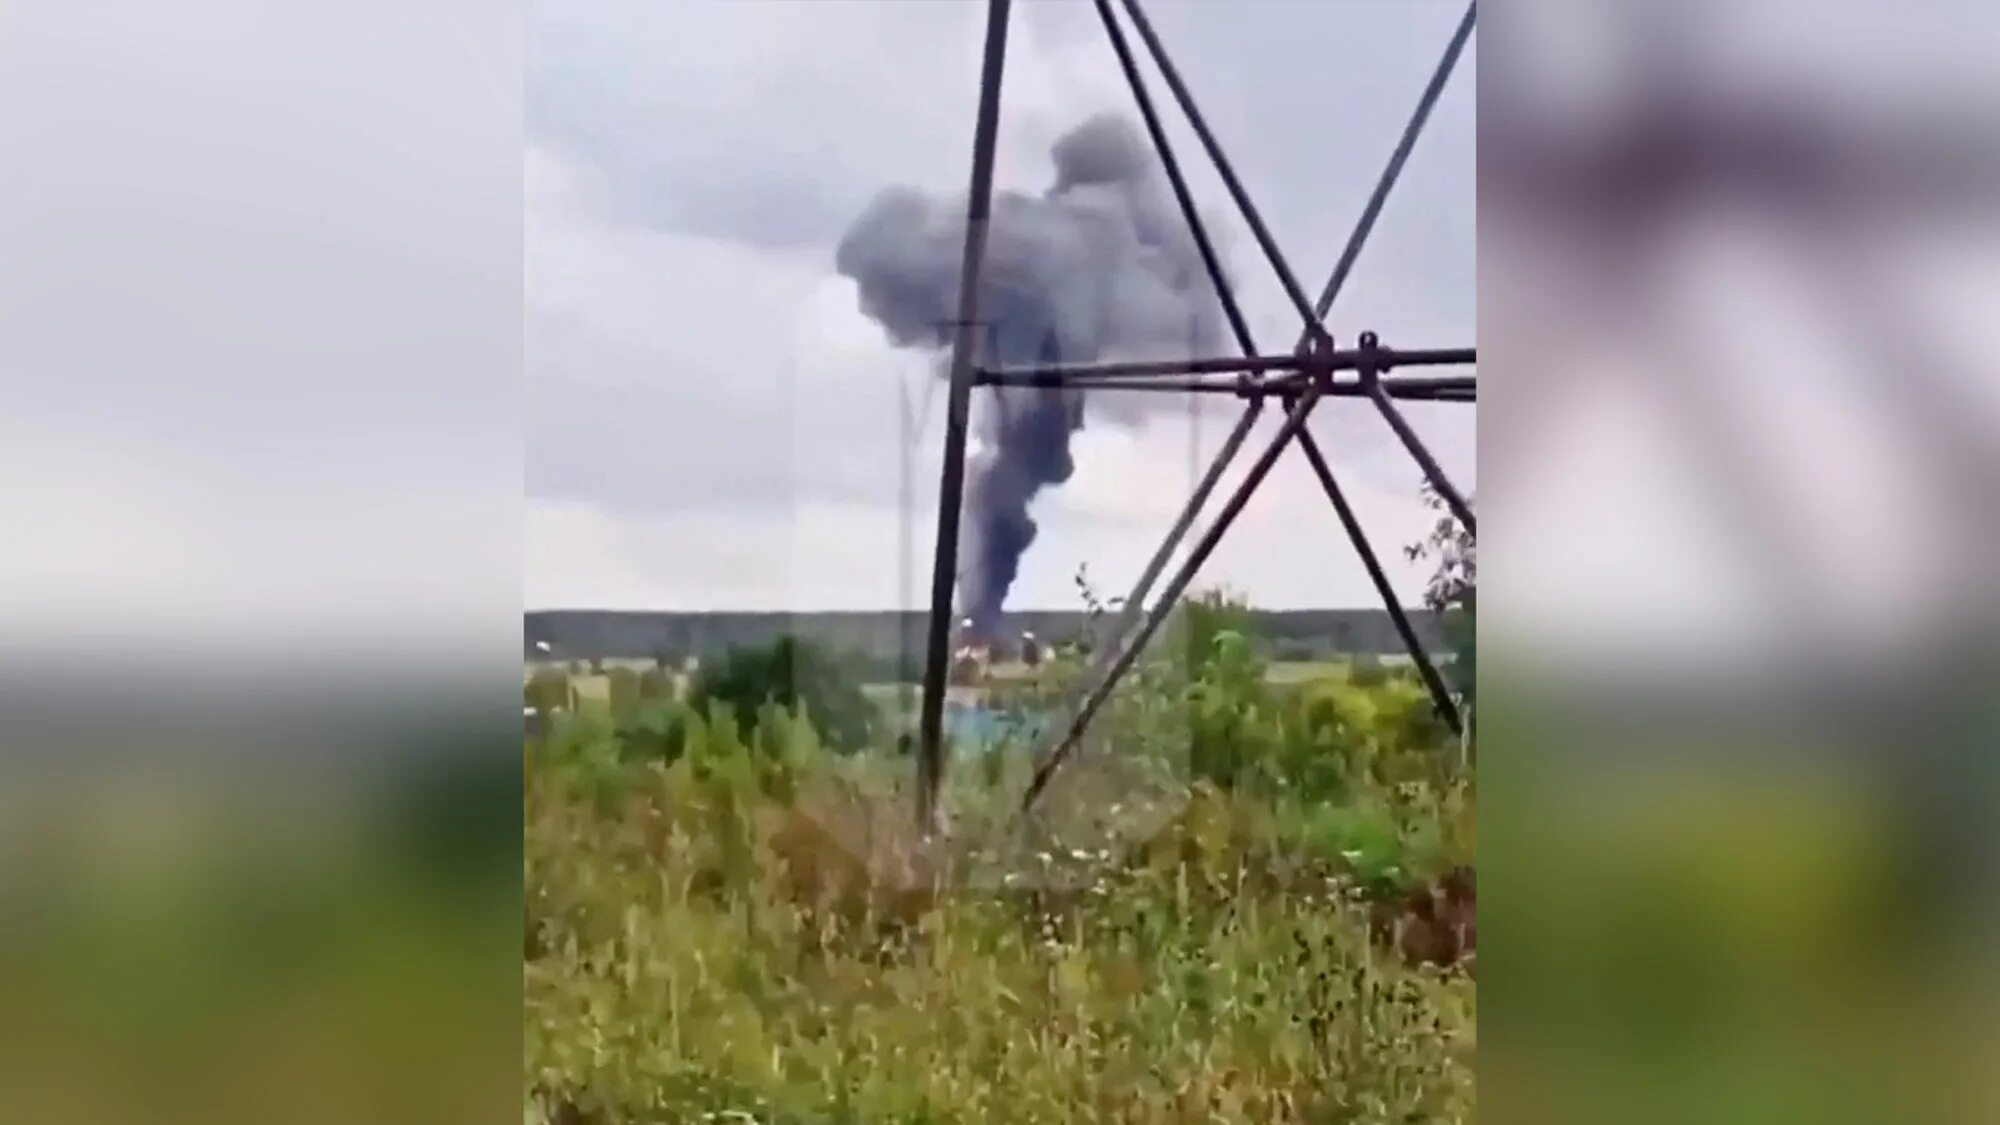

836,115,1222,636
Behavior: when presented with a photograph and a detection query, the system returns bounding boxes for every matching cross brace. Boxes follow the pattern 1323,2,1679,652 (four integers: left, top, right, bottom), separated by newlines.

916,0,1479,828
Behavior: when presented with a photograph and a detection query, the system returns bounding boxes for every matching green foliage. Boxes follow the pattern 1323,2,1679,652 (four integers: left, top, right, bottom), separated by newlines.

637,664,676,704
1406,481,1475,706
612,699,694,768
1442,595,1475,703
685,634,877,753
525,667,573,716
525,592,1475,1124
604,666,641,722
526,728,1473,1123
1166,586,1262,683
1349,653,1390,689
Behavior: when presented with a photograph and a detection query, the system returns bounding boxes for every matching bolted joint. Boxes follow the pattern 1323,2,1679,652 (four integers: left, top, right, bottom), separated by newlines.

1356,330,1385,387
1301,331,1338,394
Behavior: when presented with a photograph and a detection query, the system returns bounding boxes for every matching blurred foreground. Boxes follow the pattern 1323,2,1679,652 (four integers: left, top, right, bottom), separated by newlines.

1482,2,2000,1121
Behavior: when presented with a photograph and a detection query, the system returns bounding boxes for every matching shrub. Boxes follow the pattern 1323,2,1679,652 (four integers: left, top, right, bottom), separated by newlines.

1350,654,1390,689
525,667,572,716
523,591,1476,1124
523,685,1475,1124
637,665,676,704
685,634,877,753
605,666,641,722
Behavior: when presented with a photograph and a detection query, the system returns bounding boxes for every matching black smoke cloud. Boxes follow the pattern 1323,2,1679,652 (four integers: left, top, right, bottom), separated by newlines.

836,114,1222,634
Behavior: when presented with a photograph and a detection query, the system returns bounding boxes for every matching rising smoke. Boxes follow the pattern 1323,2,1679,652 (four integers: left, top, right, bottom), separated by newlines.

835,114,1223,636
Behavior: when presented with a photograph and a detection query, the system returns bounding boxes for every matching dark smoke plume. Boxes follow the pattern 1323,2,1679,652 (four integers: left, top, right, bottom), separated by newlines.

836,114,1222,635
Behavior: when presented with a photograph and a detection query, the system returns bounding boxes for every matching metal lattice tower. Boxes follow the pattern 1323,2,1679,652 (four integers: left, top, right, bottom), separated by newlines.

916,0,1478,833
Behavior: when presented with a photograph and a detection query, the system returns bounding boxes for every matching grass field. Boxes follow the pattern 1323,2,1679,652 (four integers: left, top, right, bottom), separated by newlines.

531,658,1396,711
524,599,1475,1122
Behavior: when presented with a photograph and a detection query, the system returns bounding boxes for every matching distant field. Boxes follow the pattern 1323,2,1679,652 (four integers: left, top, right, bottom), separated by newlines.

1265,660,1348,684
529,659,1377,715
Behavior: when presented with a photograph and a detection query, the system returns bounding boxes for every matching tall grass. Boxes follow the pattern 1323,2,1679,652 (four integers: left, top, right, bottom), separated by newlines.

525,599,1474,1123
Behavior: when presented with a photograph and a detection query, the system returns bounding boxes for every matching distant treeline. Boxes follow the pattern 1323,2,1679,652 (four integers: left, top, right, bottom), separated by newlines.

524,608,1443,669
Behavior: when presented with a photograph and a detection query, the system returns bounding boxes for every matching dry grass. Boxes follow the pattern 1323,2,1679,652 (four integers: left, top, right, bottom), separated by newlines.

525,723,1474,1123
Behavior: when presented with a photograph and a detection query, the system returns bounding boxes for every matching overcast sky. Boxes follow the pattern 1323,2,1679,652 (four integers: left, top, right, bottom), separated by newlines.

3,0,1990,670
525,0,1476,612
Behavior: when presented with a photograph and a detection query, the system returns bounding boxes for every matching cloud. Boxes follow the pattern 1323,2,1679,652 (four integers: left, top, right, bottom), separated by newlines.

0,0,521,660
526,0,1479,610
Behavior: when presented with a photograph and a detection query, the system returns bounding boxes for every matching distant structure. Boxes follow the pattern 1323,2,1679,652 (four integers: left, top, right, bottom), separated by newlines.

522,608,1445,666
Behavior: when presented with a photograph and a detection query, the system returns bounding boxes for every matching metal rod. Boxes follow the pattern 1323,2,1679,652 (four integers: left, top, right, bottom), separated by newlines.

917,0,1012,836
1093,0,1255,356
989,372,1472,400
1054,0,1276,693
1061,401,1267,755
982,354,1302,382
1376,373,1477,394
1021,386,1326,815
980,370,1472,396
1005,355,1471,816
1011,0,1477,813
1365,380,1477,532
1032,0,1474,797
1052,375,1294,395
1357,332,1476,534
1117,0,1332,346
1294,426,1463,734
977,346,1475,385
1313,1,1476,321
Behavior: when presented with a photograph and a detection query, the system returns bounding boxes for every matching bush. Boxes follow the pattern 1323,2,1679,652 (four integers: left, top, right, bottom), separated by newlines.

637,665,676,704
1167,587,1261,683
1349,654,1390,689
523,661,1476,1124
611,700,691,766
684,634,877,753
605,666,641,722
525,667,572,715
523,591,1476,1124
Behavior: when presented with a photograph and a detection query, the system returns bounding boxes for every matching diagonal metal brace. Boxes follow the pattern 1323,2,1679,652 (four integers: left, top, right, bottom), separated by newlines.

1021,386,1328,815
1357,332,1476,534
1016,0,1476,817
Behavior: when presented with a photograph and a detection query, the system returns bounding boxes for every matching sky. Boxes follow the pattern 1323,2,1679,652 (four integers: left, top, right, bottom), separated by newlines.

0,0,1988,669
0,0,521,655
524,0,1477,613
